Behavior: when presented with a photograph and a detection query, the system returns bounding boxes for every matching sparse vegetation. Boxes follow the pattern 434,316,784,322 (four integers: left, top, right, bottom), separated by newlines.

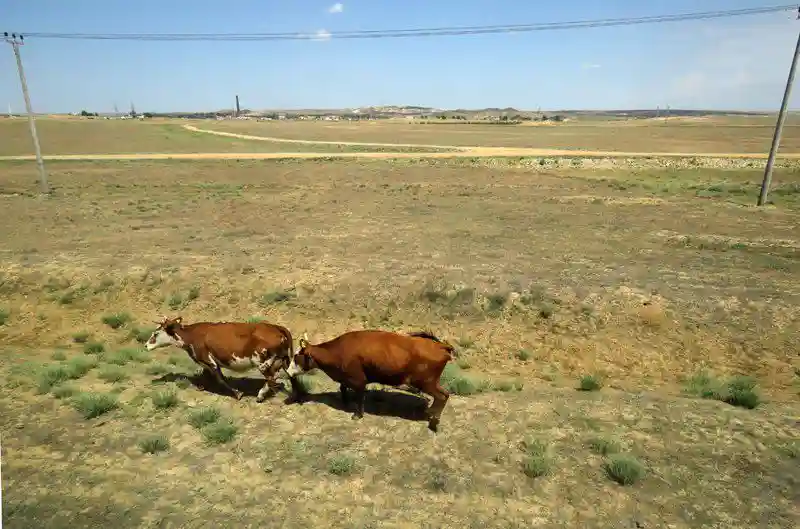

83,341,105,355
604,454,645,485
138,435,170,454
578,374,602,392
201,419,238,445
258,289,296,306
0,308,9,325
72,331,90,343
151,389,179,410
327,453,357,476
515,349,532,361
98,365,129,383
71,392,119,419
35,364,70,394
130,326,155,343
188,406,221,429
106,347,150,366
64,356,97,379
101,312,132,329
684,371,762,409
588,436,621,456
520,438,553,478
51,351,67,361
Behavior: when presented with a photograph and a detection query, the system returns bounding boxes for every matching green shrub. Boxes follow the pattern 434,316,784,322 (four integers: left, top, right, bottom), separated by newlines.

36,365,70,393
151,389,179,410
72,331,90,344
83,341,105,355
71,392,119,419
101,312,132,329
65,356,97,379
578,374,602,391
520,438,553,478
604,454,645,485
327,453,356,476
98,365,128,383
188,407,221,429
201,420,238,445
0,308,9,325
106,347,149,365
138,435,170,454
52,385,77,399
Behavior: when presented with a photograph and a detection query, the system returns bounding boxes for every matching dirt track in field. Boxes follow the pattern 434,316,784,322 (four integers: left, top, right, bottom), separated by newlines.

1,123,800,161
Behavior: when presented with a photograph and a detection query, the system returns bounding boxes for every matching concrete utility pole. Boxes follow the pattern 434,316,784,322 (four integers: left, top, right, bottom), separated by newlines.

3,32,49,194
758,7,800,206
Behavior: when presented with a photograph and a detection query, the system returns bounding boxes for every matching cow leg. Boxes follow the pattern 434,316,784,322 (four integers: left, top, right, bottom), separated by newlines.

256,355,281,403
208,362,243,400
417,381,450,433
340,384,350,408
351,386,366,420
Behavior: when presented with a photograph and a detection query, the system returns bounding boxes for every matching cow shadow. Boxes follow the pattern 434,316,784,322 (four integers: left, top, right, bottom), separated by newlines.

295,388,430,422
151,372,289,400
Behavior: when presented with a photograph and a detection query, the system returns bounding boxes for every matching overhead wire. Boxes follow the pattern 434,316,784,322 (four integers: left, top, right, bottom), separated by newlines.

18,4,799,41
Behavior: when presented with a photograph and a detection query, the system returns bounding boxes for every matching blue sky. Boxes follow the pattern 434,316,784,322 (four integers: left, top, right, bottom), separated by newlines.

1,0,799,112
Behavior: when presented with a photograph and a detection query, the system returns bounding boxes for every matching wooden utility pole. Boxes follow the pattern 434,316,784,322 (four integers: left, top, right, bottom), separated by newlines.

758,8,800,206
3,32,49,194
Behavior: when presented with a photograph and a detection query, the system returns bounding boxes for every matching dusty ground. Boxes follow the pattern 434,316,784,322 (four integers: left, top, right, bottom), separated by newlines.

1,157,799,528
203,116,800,154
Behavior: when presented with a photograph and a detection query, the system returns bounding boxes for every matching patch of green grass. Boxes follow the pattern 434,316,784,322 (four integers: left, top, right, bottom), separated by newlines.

64,356,97,379
52,385,77,400
327,453,357,476
71,392,119,419
138,435,170,454
245,316,265,323
578,374,602,391
83,341,105,355
167,293,183,310
515,349,532,361
0,308,9,325
258,289,296,306
101,312,132,329
130,326,155,344
520,438,553,479
604,454,645,485
98,365,129,383
188,406,221,429
456,357,471,370
145,363,171,376
684,371,761,409
439,363,495,396
186,285,200,302
588,436,621,456
72,331,90,344
51,351,67,361
35,365,70,394
201,419,238,445
494,379,524,392
106,347,150,366
151,389,179,410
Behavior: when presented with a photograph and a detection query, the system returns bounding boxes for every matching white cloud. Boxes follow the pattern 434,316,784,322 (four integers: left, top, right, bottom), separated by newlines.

312,29,332,41
581,63,601,69
328,3,343,14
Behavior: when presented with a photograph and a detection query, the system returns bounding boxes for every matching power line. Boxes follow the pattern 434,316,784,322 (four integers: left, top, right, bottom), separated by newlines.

19,4,798,42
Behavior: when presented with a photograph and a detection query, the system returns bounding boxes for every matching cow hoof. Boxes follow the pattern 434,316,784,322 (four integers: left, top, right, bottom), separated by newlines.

351,413,364,421
256,395,266,403
233,392,243,401
428,420,440,433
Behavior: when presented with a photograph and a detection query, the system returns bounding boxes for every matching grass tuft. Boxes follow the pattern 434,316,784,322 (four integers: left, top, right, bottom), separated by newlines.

72,331,90,344
65,356,98,379
188,406,221,429
83,341,105,355
578,374,602,391
201,420,238,445
151,389,179,410
520,438,553,479
52,385,77,400
51,351,67,361
106,347,150,365
0,308,9,326
515,349,532,361
327,453,357,476
71,392,119,419
101,312,132,329
98,365,129,383
685,371,761,409
588,436,621,455
36,365,70,394
138,435,170,454
130,326,156,344
604,454,645,485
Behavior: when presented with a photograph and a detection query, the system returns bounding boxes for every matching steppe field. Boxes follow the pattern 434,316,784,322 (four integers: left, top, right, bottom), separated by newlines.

1,116,799,529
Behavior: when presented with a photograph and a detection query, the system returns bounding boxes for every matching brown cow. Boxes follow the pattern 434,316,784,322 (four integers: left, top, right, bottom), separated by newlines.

145,316,293,402
285,329,455,432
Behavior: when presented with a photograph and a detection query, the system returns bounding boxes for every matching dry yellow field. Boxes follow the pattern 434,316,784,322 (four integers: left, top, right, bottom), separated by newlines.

0,121,799,528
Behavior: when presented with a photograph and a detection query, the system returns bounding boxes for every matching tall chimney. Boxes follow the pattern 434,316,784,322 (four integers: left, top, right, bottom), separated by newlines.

235,95,240,117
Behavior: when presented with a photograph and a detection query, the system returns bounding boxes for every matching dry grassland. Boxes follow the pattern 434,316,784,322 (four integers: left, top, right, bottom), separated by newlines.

205,116,800,153
1,153,799,528
0,119,450,156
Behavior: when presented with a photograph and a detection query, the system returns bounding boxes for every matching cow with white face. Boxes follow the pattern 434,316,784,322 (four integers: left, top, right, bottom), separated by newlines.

145,315,294,402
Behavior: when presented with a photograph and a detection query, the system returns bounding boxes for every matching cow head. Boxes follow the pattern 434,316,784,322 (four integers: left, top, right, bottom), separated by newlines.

286,332,316,377
145,315,185,351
